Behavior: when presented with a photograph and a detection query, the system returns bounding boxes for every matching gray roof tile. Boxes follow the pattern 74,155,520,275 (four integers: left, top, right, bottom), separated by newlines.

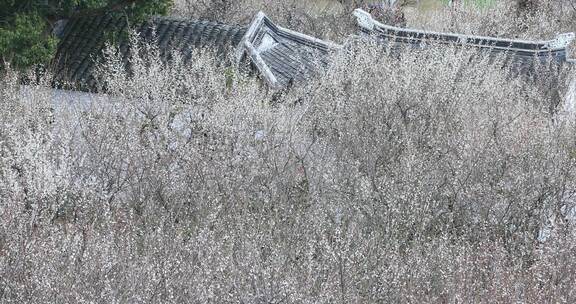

54,9,570,93
353,8,575,70
236,12,342,89
53,14,247,91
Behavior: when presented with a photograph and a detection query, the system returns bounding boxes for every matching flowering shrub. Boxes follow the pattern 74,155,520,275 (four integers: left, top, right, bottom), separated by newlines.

171,0,576,40
1,1,576,303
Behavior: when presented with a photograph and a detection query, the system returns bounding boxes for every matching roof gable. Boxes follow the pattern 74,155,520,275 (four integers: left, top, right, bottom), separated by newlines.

236,12,341,89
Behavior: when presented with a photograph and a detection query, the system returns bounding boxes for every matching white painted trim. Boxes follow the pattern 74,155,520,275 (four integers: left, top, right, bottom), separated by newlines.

353,9,375,31
244,40,280,89
235,11,267,66
235,11,341,89
276,25,342,50
353,8,575,52
548,33,576,50
257,33,279,53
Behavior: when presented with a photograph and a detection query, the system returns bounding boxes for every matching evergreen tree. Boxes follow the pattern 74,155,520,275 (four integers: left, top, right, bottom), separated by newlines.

0,0,173,70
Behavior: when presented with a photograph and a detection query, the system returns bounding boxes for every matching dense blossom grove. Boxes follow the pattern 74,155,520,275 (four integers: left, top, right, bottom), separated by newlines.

1,0,576,303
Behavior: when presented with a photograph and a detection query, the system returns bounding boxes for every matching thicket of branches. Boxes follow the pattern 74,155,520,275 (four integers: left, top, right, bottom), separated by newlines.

1,1,576,303
171,0,576,40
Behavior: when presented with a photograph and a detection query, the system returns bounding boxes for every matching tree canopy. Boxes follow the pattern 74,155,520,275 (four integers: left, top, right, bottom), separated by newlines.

0,0,173,70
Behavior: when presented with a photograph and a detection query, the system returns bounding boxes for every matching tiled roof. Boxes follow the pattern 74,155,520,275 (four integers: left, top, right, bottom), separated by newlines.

236,12,341,89
52,9,575,93
353,9,575,70
53,14,246,91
